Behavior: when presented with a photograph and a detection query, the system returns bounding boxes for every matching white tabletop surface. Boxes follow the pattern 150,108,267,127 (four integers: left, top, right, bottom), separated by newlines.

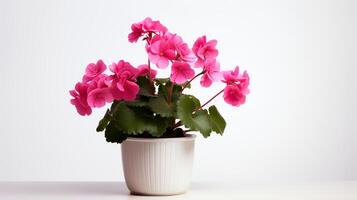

0,181,356,200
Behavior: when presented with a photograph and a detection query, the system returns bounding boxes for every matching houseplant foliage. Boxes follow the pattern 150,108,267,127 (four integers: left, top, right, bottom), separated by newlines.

70,17,250,143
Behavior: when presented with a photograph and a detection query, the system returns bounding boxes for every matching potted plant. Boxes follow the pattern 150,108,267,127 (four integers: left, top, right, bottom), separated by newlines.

69,17,250,195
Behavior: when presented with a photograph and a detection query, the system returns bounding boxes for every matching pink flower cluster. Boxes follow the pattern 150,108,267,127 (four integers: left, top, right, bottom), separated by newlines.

70,59,156,116
129,18,223,87
222,67,250,106
70,17,250,116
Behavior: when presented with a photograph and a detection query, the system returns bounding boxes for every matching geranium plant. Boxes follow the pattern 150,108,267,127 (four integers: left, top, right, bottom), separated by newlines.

69,17,250,143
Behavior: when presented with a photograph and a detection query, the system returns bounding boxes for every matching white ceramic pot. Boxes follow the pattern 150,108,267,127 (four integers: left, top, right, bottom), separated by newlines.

121,134,196,196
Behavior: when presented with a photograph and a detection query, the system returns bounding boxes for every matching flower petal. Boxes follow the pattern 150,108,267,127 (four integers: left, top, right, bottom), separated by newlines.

170,61,195,84
223,85,246,107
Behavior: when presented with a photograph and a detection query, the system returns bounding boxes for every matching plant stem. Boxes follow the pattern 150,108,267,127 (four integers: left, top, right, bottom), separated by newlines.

147,58,156,95
181,71,205,92
167,83,174,105
174,88,225,128
145,33,155,94
195,89,225,112
147,58,152,81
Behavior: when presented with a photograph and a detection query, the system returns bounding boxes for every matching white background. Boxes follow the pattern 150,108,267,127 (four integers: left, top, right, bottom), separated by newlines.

0,0,356,183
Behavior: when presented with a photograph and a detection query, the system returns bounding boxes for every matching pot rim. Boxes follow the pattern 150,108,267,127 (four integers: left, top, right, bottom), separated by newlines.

124,134,196,143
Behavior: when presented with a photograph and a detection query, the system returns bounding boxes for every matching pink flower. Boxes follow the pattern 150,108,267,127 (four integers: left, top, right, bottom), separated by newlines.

222,66,250,94
200,59,222,87
147,34,176,68
87,74,109,91
69,82,92,116
222,66,250,106
86,75,113,108
128,23,143,43
109,60,139,101
238,70,250,95
170,61,195,84
171,34,196,63
111,80,140,101
128,17,167,43
222,66,239,84
147,33,195,68
192,36,219,67
136,64,157,79
141,17,167,33
87,88,113,108
223,85,246,106
82,60,107,82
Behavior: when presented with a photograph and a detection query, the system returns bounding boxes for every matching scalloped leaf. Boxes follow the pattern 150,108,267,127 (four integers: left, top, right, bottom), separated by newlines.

148,96,175,117
104,121,128,143
96,109,111,132
158,83,169,99
192,109,212,137
208,105,226,135
126,97,149,107
177,96,199,128
177,95,212,137
172,84,183,102
112,101,169,137
137,76,155,97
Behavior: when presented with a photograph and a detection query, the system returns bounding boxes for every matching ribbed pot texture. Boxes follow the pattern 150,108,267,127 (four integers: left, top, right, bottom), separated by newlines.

121,134,196,196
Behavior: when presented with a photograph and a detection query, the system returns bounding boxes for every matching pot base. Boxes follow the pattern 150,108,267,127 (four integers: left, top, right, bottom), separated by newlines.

130,190,187,196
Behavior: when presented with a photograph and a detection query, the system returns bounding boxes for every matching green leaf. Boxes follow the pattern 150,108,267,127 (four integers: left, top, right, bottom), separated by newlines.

104,122,128,143
155,81,182,116
148,96,175,117
172,84,183,102
112,102,169,137
208,106,226,135
137,76,155,97
190,95,201,108
158,83,169,99
110,100,121,112
126,97,149,107
177,95,199,129
177,95,212,137
192,109,212,137
96,109,111,132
